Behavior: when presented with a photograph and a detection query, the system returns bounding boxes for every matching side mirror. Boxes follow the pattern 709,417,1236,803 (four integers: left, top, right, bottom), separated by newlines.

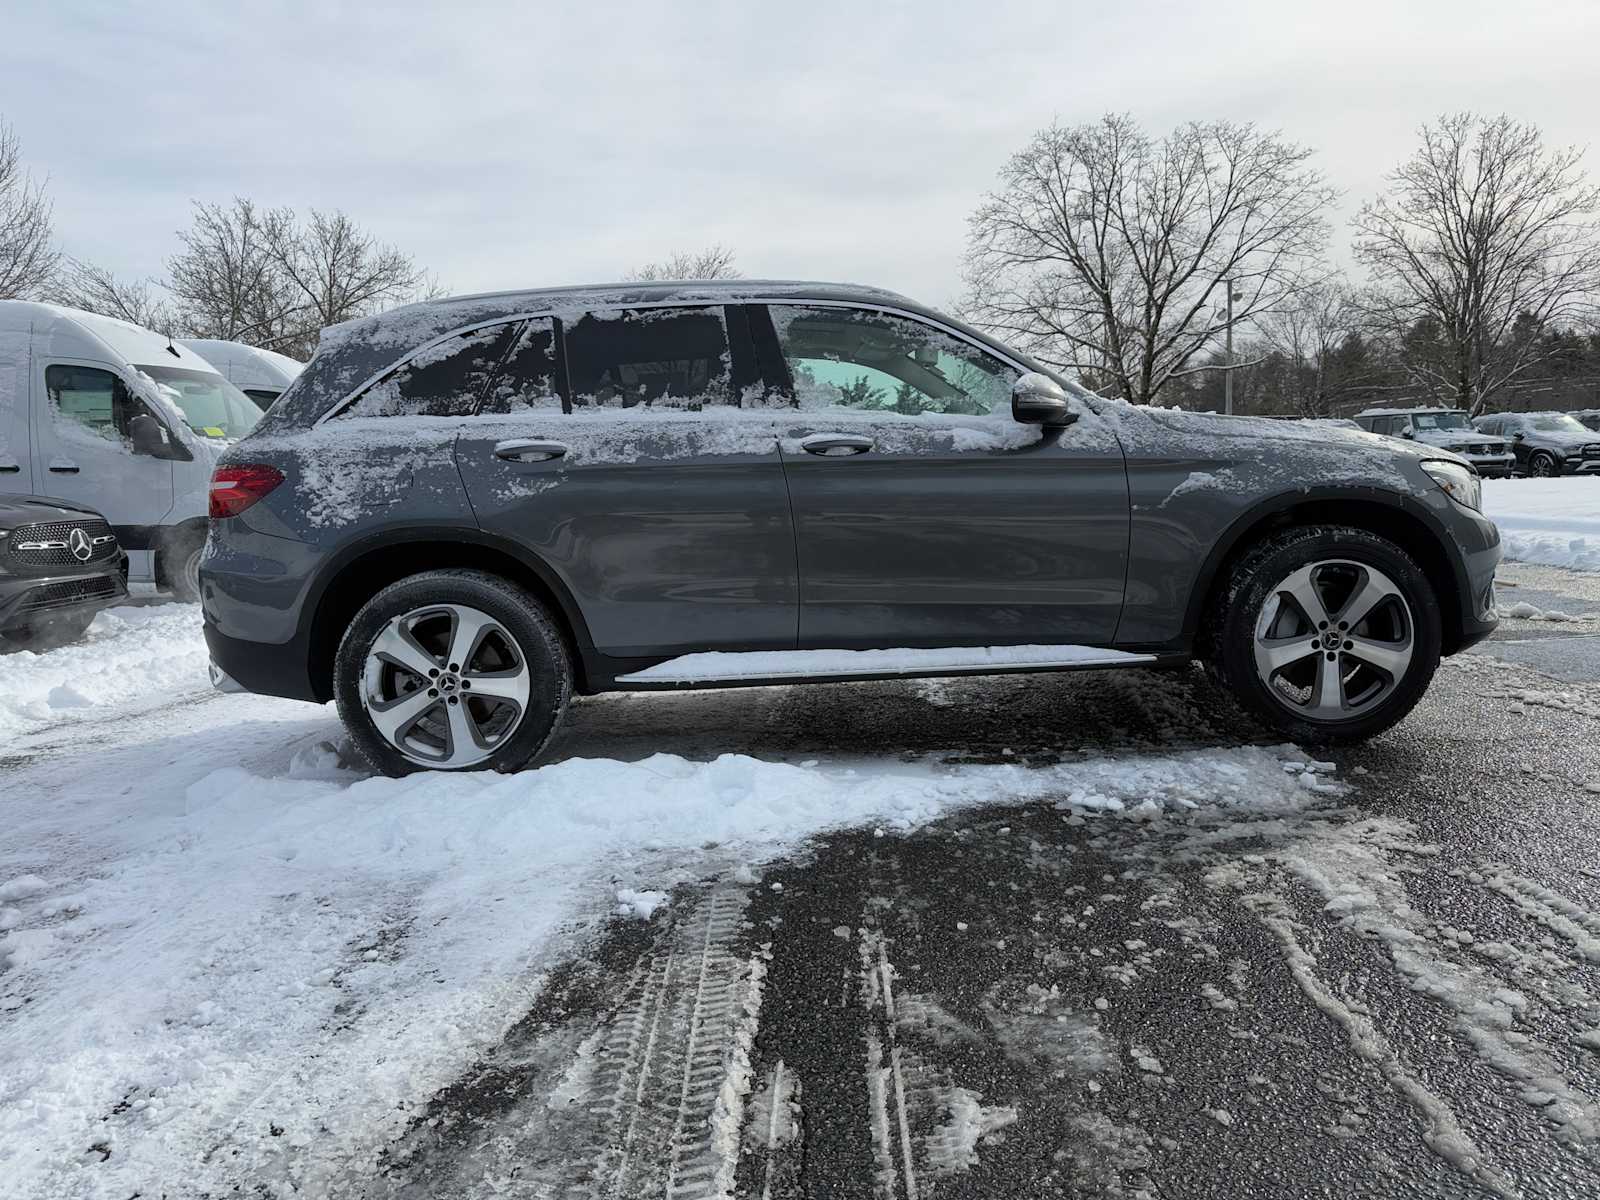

1512,431,1525,441
1012,372,1075,426
129,413,166,456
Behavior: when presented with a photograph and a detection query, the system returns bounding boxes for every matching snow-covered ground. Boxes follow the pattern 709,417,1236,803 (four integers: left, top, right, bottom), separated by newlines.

1484,477,1600,572
0,603,1344,1196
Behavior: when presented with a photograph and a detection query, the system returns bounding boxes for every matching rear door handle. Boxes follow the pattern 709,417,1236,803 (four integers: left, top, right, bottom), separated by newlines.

49,460,81,474
0,462,18,474
493,439,568,463
798,433,874,456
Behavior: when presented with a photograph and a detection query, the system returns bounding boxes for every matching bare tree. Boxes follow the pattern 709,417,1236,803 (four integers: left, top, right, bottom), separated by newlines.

625,244,740,282
1256,281,1367,416
166,199,428,358
1354,114,1600,415
50,258,174,329
962,114,1336,404
0,118,59,299
166,198,294,347
263,208,426,348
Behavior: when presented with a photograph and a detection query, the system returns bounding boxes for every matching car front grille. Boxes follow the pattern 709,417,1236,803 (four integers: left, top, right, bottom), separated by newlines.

1585,444,1600,457
17,575,122,615
7,519,119,568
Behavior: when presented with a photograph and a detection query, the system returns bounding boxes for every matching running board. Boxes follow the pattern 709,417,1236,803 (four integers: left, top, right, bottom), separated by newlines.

614,644,1157,686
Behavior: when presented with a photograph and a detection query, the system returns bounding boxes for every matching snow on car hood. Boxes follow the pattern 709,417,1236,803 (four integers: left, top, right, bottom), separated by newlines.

1409,430,1505,450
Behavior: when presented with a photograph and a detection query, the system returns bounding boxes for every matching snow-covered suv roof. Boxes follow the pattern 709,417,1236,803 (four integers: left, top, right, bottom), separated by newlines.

257,280,1014,431
1355,406,1466,418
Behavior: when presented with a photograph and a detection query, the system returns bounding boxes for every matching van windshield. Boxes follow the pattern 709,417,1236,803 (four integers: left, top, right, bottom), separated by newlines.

135,365,261,439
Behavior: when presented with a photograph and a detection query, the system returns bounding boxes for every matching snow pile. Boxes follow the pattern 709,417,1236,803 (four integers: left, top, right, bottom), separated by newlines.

0,604,210,737
1483,478,1600,571
0,741,1336,1196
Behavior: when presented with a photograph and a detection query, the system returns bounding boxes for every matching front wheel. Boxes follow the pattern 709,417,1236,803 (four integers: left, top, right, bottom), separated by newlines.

1202,526,1442,744
1529,451,1560,478
334,569,572,777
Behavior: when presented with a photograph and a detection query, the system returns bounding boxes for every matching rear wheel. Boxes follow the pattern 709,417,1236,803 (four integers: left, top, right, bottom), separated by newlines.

334,569,572,777
1202,526,1442,744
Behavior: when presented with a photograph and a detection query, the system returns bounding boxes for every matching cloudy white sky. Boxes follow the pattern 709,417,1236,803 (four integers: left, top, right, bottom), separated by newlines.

4,0,1596,309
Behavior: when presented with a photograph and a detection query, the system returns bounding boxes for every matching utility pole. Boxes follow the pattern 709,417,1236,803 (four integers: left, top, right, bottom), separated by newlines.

1223,278,1236,416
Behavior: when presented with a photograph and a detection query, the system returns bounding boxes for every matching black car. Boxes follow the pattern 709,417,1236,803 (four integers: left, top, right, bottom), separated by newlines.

0,495,128,647
1472,412,1600,477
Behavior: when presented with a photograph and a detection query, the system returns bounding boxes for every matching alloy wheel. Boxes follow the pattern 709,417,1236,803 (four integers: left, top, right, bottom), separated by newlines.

1532,453,1556,478
360,603,532,768
1252,559,1414,723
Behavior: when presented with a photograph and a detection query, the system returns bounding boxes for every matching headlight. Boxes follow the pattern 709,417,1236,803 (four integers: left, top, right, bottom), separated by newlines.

1422,460,1482,512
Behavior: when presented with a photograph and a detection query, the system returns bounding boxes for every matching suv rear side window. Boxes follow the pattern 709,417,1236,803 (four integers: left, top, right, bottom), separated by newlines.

479,318,562,414
767,305,1016,416
339,324,518,419
565,307,731,410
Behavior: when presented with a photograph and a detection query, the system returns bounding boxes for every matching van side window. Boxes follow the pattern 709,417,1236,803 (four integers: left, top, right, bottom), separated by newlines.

565,307,731,410
45,364,156,445
479,318,562,414
339,324,518,419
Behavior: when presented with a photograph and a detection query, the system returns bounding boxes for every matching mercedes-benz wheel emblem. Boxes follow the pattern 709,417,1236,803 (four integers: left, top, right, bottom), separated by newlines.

68,527,92,561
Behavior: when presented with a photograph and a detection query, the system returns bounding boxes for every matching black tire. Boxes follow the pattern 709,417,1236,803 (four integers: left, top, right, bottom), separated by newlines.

334,569,572,777
1200,525,1442,745
165,532,206,602
1529,451,1560,478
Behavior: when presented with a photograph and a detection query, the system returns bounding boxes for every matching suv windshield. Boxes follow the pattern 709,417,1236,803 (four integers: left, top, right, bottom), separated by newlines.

1527,413,1588,433
1412,412,1470,430
136,365,261,439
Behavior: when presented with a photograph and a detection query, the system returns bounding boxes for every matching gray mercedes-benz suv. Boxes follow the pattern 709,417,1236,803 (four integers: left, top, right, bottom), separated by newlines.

201,281,1500,776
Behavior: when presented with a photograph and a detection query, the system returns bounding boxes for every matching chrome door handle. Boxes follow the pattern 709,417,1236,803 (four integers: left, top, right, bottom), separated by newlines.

799,433,874,456
493,439,568,462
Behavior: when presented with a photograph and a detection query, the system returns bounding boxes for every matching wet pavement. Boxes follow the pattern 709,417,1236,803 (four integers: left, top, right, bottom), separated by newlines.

366,565,1600,1199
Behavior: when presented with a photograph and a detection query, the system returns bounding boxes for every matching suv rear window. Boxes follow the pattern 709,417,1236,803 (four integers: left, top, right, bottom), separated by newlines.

565,307,731,410
338,324,518,419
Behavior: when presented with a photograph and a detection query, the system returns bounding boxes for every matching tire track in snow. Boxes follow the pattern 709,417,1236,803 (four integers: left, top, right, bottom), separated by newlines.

575,885,764,1200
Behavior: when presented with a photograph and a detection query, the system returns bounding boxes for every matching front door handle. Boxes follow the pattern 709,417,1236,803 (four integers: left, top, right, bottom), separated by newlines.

493,439,568,463
49,460,81,474
798,433,874,457
0,462,18,474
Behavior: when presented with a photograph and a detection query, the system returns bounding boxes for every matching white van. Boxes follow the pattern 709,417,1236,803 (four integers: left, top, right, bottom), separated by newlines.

0,302,261,598
178,338,304,409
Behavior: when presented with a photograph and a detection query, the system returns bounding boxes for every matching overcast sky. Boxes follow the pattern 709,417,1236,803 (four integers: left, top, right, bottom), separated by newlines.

4,0,1597,310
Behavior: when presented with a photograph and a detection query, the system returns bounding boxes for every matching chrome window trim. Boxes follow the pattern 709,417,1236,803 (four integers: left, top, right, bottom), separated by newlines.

312,299,1033,426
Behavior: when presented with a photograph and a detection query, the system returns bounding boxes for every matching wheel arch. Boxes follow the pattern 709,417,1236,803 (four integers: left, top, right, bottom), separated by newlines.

301,529,595,702
1186,488,1470,657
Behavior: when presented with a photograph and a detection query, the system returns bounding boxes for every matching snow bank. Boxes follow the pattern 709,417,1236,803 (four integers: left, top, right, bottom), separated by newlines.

0,740,1334,1196
1483,478,1600,571
0,604,210,737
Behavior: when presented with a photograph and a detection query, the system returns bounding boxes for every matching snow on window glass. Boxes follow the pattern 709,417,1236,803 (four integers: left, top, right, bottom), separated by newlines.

44,364,177,453
565,307,732,411
339,324,518,420
768,305,1017,418
479,318,561,414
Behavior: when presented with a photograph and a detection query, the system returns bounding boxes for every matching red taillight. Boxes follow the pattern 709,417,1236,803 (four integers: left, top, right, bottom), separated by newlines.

210,464,285,519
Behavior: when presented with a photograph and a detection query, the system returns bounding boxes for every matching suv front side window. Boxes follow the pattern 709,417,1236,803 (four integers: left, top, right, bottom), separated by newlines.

767,305,1016,417
565,306,732,410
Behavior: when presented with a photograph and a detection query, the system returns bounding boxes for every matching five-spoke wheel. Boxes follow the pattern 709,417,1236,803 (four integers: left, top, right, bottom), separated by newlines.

335,569,572,776
1252,560,1414,723
1204,526,1441,743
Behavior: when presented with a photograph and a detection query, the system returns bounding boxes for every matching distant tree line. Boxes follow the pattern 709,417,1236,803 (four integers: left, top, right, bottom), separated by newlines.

965,111,1600,417
4,106,1597,413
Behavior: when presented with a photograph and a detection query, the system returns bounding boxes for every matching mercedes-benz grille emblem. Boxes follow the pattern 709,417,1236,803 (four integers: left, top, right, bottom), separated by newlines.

68,527,92,562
